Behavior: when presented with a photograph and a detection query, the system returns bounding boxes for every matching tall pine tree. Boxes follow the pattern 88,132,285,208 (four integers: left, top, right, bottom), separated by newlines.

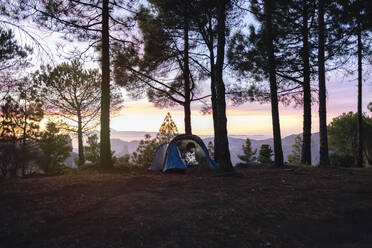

13,0,133,167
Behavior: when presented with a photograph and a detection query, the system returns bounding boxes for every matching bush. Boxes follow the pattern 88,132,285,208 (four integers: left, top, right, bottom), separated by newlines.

329,153,355,167
115,154,131,167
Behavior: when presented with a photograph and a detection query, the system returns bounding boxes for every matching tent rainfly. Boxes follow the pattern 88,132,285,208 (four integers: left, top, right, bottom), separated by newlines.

150,134,218,172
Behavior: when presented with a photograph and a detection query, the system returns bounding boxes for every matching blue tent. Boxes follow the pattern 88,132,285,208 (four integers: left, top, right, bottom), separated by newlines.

150,134,218,172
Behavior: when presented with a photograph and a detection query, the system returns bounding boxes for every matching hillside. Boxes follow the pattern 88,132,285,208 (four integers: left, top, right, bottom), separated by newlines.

1,167,372,247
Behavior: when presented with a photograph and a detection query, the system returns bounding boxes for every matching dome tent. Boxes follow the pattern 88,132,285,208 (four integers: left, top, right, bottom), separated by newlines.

150,134,218,172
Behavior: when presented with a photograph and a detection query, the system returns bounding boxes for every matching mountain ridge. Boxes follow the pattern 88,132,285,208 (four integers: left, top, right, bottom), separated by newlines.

106,132,320,165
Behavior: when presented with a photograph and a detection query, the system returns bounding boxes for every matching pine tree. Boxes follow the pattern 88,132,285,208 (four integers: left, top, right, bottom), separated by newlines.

318,0,330,167
264,0,284,167
0,28,32,96
84,134,100,164
156,112,178,143
132,113,179,167
346,0,371,167
237,138,257,165
258,144,273,164
113,1,207,135
34,60,122,166
38,122,72,173
131,134,159,167
213,0,234,171
14,0,134,168
288,135,302,164
0,84,43,143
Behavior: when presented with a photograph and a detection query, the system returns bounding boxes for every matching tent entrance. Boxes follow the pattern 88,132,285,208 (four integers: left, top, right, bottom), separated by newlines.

150,134,218,172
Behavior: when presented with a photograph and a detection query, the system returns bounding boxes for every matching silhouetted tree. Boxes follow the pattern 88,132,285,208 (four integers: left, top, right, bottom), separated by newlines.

0,82,43,143
84,134,100,164
38,121,72,173
84,133,116,164
298,0,314,165
311,0,363,167
130,112,179,167
131,134,159,168
189,0,220,158
258,144,273,164
237,138,257,165
114,1,210,135
328,112,372,167
15,0,134,168
228,0,288,167
157,112,178,143
288,135,302,164
264,0,284,166
317,0,329,167
34,60,122,166
0,28,32,99
338,0,372,167
213,0,234,171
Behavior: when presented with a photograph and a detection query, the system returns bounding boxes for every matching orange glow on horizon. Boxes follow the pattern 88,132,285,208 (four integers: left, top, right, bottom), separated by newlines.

110,100,342,136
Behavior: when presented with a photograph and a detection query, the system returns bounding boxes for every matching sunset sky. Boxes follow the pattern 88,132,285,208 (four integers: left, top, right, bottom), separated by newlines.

111,68,372,137
11,16,372,139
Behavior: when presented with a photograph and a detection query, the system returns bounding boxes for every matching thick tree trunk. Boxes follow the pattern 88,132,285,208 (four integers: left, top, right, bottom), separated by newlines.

100,0,112,167
301,0,312,165
210,60,219,147
22,96,28,144
183,13,192,135
77,110,85,166
207,18,219,156
356,12,363,167
184,101,191,134
317,0,330,167
264,0,284,167
214,0,233,171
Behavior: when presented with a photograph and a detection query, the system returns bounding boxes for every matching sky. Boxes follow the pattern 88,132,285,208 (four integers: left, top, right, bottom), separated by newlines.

5,10,372,139
110,70,372,137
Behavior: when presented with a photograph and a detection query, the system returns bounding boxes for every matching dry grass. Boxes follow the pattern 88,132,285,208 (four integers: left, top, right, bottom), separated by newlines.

1,166,372,247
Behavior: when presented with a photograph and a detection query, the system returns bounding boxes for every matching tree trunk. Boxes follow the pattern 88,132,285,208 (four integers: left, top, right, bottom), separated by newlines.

183,13,192,135
100,0,112,167
301,0,312,165
77,110,85,166
215,0,233,171
22,95,28,144
207,17,219,158
210,61,219,152
184,101,191,134
317,0,330,167
264,0,284,167
356,9,363,167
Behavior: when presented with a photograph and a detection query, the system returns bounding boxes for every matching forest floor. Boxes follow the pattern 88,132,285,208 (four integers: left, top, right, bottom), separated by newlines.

1,166,372,248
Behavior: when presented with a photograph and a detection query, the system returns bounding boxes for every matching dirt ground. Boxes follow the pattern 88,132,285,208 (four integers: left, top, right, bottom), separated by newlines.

1,167,372,248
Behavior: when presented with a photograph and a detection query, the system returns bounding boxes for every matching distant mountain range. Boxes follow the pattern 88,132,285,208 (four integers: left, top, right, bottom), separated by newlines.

71,130,320,166
203,133,319,165
109,130,271,141
93,132,320,166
